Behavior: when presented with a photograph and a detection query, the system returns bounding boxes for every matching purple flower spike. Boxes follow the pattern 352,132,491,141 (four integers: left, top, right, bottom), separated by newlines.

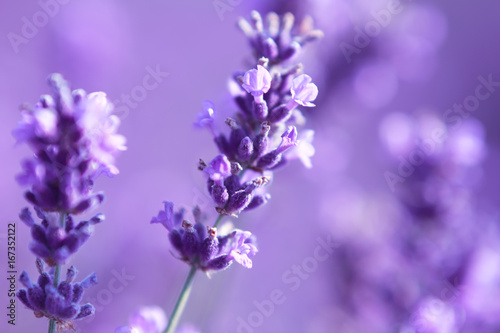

193,100,216,136
17,265,96,330
13,74,126,213
241,65,272,103
204,154,232,186
286,74,318,110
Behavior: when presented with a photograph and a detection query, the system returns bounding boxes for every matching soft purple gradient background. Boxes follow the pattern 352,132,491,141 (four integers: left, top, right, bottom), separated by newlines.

1,1,500,332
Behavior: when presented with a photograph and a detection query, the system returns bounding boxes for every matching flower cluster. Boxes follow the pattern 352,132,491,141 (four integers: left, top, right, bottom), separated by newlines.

193,11,321,218
17,260,97,332
19,206,104,267
14,74,125,331
151,202,258,272
13,73,126,214
150,11,321,333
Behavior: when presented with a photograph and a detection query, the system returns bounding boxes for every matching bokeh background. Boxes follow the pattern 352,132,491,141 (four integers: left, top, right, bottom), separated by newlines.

1,0,500,332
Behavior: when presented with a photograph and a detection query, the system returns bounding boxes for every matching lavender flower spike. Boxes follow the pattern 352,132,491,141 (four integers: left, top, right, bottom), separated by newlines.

13,73,126,213
151,203,258,272
241,65,272,103
286,74,319,110
17,262,97,331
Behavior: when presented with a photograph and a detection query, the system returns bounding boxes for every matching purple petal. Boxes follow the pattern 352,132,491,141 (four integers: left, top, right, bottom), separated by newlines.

151,201,175,231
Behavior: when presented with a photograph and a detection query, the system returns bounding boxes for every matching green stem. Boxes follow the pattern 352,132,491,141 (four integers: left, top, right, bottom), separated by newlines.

164,214,223,333
213,214,224,228
48,212,66,333
164,265,197,333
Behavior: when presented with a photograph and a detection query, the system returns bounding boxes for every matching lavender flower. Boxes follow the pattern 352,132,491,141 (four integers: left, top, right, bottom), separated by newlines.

14,74,125,332
19,207,103,266
241,65,272,103
151,203,258,272
13,73,126,213
149,11,321,333
287,74,319,109
203,154,232,186
17,261,97,331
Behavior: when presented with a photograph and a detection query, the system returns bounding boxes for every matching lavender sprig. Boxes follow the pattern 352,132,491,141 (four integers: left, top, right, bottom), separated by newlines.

13,74,125,332
152,11,322,333
18,260,97,332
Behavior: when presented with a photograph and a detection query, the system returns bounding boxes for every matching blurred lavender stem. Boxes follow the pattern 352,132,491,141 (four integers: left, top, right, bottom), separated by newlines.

164,213,223,333
48,211,66,333
164,265,197,333
212,214,224,228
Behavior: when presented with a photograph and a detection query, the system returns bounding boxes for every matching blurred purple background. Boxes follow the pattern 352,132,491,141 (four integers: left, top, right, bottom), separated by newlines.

1,0,500,332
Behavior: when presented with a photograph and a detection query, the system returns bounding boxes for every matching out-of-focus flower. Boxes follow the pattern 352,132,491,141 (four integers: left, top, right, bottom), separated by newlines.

287,129,315,168
115,306,167,333
13,74,126,213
